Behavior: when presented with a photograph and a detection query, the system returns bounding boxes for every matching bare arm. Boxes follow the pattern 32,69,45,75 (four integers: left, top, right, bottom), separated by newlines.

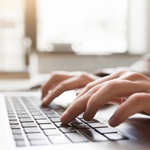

130,54,150,78
93,53,150,78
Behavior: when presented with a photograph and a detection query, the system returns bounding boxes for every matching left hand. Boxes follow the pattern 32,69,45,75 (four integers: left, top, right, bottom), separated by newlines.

41,71,99,107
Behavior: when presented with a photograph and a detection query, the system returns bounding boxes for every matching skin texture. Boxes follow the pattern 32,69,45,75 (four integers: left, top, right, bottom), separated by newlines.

41,71,99,106
41,70,150,127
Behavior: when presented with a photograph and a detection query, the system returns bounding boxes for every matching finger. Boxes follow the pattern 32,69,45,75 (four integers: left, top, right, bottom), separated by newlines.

60,93,91,124
118,71,150,81
41,73,73,99
60,84,101,124
84,80,146,121
109,93,150,127
76,70,127,99
42,75,90,107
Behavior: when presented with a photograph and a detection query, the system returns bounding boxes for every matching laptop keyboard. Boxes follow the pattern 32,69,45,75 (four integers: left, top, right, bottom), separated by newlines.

5,96,128,147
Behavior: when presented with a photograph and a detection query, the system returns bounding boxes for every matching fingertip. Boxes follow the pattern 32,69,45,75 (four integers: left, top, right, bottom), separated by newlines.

60,111,70,124
41,98,48,107
109,115,120,127
109,117,117,127
41,94,45,100
83,111,93,121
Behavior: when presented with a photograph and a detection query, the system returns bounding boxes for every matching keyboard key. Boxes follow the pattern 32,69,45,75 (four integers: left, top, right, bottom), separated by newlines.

88,122,108,128
42,110,56,114
30,140,49,146
44,110,57,116
104,133,128,141
18,114,30,118
24,127,41,133
40,124,56,129
22,123,37,128
81,119,99,123
10,121,19,125
28,108,39,112
44,129,62,136
12,129,22,134
59,127,77,133
79,129,108,142
14,134,24,140
70,119,83,124
7,110,14,114
27,133,45,140
55,110,65,115
8,114,16,117
11,125,20,129
15,140,26,147
9,117,17,121
20,118,33,123
96,127,117,134
48,135,70,144
33,116,47,120
72,124,90,129
16,112,28,115
50,118,60,122
65,133,89,143
8,116,16,120
55,122,71,128
31,112,43,116
36,120,51,124
47,114,60,118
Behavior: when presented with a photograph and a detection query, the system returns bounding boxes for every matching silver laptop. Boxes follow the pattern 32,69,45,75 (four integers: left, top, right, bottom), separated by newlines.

0,91,150,150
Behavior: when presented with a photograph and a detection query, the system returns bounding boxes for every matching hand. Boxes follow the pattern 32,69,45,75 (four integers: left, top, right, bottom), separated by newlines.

41,71,99,107
60,70,150,127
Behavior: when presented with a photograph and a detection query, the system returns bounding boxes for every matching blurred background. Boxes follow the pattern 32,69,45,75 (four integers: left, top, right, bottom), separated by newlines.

0,0,149,82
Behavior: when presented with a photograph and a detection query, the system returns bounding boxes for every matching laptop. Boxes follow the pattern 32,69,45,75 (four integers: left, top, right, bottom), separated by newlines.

0,90,150,150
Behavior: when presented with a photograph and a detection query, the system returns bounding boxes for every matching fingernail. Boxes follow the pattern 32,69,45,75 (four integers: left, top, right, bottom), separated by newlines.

109,116,117,127
60,111,69,124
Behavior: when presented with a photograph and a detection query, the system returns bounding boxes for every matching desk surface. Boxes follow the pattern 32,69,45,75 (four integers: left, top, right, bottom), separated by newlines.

0,74,49,91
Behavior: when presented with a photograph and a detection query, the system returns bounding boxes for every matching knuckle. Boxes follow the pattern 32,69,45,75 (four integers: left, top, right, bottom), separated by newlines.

122,72,143,80
88,97,96,107
51,71,58,78
86,83,93,90
69,100,83,112
130,93,150,113
130,93,146,104
104,80,120,90
115,69,127,76
78,72,89,79
128,72,140,78
58,81,67,89
92,85,101,92
89,93,100,105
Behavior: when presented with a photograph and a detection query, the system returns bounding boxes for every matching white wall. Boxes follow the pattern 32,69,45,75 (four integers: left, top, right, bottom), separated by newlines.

36,0,150,73
128,0,150,54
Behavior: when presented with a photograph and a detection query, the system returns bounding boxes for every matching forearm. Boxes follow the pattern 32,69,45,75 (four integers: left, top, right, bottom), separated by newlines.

93,53,150,78
130,53,150,78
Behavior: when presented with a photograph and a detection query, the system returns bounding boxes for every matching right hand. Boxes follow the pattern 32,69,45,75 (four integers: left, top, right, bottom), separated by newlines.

41,71,100,107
